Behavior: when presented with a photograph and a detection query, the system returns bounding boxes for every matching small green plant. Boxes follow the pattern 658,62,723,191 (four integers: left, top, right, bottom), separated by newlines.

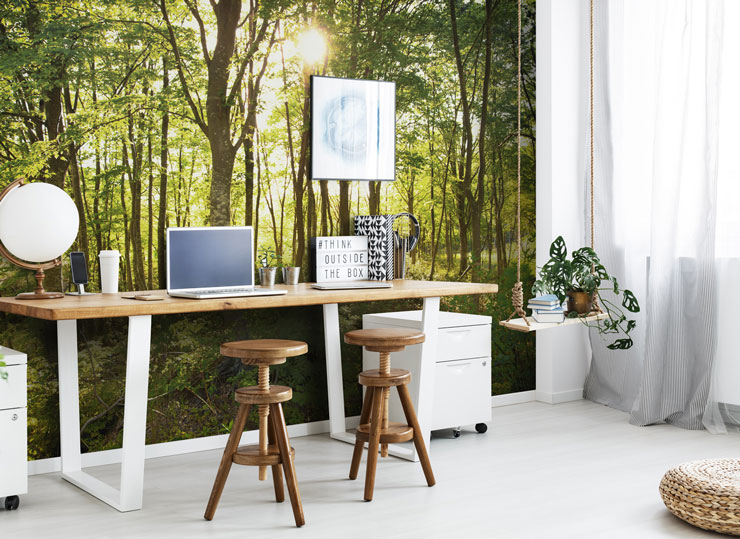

532,236,640,350
0,357,6,381
257,246,280,268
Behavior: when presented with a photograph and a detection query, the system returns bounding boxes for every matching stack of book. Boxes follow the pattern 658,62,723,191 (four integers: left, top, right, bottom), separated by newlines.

528,294,565,323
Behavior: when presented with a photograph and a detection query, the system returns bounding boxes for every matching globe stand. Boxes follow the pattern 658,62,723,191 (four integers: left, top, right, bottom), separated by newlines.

16,268,64,300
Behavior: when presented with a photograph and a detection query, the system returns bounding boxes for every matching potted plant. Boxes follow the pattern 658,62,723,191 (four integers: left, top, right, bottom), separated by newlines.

281,262,301,285
257,246,278,287
533,236,640,350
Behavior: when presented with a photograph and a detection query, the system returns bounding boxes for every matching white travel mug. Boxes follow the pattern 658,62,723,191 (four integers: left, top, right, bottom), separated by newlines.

99,250,121,294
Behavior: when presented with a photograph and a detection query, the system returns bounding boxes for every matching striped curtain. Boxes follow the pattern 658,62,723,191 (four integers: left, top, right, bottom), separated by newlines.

584,0,729,431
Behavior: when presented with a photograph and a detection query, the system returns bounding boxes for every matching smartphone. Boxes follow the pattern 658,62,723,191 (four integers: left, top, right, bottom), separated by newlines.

69,251,89,285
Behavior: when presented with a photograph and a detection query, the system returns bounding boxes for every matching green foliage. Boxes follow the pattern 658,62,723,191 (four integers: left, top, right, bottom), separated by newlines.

533,236,640,350
0,358,6,381
257,246,280,268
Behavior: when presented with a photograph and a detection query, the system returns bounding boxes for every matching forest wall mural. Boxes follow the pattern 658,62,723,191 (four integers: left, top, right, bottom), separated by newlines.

0,0,535,460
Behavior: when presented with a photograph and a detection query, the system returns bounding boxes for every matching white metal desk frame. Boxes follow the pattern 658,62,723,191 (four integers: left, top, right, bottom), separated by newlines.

55,297,440,512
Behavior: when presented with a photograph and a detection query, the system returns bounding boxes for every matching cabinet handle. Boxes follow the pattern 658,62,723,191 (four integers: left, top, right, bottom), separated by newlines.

445,328,472,333
445,362,471,367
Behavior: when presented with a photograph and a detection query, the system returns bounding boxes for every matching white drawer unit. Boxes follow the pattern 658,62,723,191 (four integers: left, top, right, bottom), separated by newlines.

0,346,27,511
362,310,492,436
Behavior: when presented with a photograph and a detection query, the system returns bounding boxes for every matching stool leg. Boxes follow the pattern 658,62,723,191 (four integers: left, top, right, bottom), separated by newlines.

204,403,250,520
258,365,270,481
350,386,375,480
364,385,385,501
378,352,391,458
267,415,284,503
397,384,436,487
381,387,390,457
270,403,305,527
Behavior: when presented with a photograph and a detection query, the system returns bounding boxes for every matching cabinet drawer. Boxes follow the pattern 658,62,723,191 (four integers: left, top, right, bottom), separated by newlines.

437,325,490,362
0,407,27,498
0,364,26,410
431,357,491,430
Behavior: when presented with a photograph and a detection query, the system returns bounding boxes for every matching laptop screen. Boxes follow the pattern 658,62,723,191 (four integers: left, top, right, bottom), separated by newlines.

167,227,253,290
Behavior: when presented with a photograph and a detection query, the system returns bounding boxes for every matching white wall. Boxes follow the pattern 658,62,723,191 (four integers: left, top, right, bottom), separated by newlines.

535,0,593,403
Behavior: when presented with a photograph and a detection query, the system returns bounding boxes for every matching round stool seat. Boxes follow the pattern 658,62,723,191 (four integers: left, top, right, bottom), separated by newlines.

221,339,308,365
235,385,292,405
355,422,414,444
659,458,740,535
233,444,296,466
344,328,425,353
358,368,411,387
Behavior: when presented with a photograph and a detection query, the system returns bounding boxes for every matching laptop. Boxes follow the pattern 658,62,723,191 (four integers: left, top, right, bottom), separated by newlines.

167,226,287,299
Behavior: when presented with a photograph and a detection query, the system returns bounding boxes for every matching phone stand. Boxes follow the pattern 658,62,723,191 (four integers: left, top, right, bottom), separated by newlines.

66,283,94,296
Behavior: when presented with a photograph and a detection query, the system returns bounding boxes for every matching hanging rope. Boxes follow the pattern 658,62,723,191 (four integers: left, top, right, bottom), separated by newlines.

506,0,528,325
589,0,602,314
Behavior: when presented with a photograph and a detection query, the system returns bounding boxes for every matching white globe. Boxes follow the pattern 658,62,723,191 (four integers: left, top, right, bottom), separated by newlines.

0,182,79,263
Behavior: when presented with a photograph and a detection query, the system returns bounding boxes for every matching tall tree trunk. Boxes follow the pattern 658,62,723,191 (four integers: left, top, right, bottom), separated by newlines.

121,143,133,290
449,0,476,280
67,145,89,257
244,119,255,226
470,0,493,283
320,180,330,235
157,58,169,288
339,183,350,235
127,114,146,290
254,131,262,250
147,131,154,289
368,181,381,215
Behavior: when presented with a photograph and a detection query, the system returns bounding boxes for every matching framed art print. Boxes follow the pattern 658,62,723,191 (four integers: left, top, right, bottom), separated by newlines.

310,75,396,182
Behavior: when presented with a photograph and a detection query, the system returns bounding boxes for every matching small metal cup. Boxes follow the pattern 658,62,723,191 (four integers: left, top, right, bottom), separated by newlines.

282,266,300,285
259,267,277,287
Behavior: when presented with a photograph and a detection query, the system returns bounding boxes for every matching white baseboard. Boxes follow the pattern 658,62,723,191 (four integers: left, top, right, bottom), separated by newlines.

490,390,536,407
27,415,361,477
535,388,584,404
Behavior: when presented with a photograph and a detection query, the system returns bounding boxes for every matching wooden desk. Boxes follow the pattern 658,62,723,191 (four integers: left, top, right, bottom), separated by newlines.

0,280,496,511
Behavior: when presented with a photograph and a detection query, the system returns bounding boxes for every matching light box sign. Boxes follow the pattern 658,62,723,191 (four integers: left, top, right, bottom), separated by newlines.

310,236,369,282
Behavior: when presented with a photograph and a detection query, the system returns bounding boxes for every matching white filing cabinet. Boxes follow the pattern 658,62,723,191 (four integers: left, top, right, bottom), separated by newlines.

362,310,492,435
0,346,27,511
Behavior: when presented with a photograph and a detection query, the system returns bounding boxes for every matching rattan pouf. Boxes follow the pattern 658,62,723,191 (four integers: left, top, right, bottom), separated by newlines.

659,459,740,535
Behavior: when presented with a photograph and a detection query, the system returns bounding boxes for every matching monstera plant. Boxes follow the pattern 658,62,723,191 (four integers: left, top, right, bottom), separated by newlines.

533,236,640,350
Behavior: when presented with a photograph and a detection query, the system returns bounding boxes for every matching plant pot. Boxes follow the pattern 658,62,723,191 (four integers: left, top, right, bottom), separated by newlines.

259,267,277,287
567,290,593,315
282,266,300,285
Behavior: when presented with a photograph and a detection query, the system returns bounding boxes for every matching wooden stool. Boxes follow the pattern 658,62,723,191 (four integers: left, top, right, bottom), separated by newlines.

204,339,307,527
344,328,436,501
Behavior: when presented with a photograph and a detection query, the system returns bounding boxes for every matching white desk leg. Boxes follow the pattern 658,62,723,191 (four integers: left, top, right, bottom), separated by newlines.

386,296,439,462
58,320,82,474
416,297,440,455
324,304,354,444
119,315,152,511
58,315,152,512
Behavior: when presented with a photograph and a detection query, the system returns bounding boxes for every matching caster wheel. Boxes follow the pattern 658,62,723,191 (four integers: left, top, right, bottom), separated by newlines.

452,428,462,438
475,423,488,434
4,495,19,511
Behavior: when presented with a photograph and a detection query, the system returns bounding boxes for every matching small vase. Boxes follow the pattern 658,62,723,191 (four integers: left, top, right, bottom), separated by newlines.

282,266,300,285
566,290,593,315
259,267,277,287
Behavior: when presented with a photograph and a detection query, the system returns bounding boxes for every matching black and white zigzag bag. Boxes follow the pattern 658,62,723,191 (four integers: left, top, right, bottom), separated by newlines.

353,213,419,280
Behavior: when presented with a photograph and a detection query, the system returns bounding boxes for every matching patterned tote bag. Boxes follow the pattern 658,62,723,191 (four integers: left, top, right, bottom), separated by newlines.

353,213,419,280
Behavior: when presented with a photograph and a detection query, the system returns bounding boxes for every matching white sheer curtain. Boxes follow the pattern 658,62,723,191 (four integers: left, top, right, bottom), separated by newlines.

584,0,740,432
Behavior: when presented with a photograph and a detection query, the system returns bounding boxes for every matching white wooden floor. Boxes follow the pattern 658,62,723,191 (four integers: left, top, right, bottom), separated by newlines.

3,400,734,538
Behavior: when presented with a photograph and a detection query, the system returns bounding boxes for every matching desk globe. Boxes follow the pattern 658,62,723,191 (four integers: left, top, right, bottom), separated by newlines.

0,178,79,299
